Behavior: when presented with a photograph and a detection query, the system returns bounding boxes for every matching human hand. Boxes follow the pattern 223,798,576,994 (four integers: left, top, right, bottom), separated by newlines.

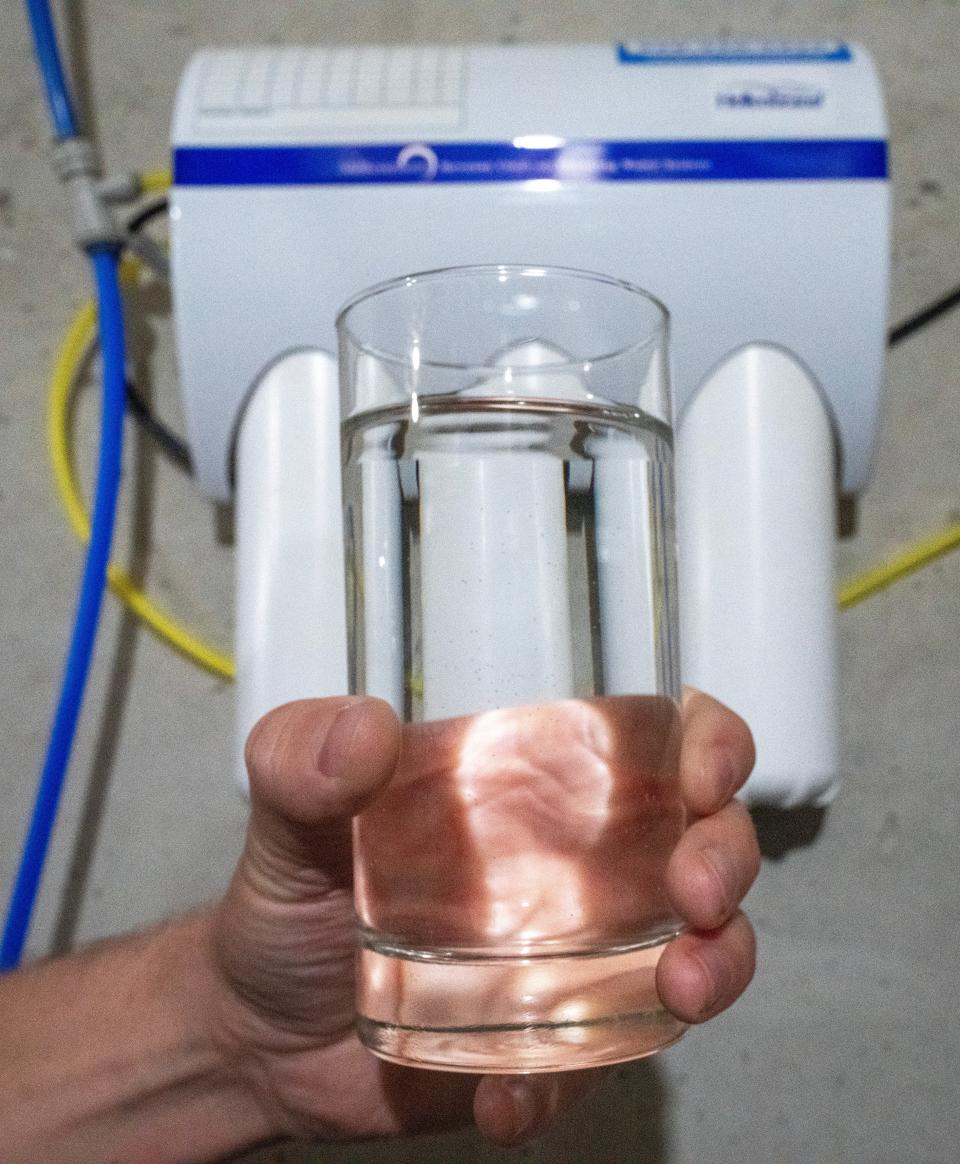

208,690,759,1148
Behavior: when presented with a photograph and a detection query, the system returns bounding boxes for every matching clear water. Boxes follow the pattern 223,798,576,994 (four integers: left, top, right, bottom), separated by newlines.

342,398,685,1071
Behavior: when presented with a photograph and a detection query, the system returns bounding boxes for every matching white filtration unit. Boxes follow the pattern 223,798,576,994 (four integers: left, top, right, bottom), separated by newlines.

170,41,890,807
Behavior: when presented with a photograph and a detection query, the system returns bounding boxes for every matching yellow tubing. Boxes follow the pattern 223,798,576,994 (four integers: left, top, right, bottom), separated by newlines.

140,166,173,194
838,521,960,609
46,168,959,678
49,253,235,681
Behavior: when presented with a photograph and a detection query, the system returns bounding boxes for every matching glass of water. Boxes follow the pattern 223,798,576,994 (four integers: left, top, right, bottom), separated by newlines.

337,265,685,1073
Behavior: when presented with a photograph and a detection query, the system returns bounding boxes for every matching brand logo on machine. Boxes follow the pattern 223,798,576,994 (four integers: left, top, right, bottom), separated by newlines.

619,40,851,64
716,80,825,110
395,142,440,179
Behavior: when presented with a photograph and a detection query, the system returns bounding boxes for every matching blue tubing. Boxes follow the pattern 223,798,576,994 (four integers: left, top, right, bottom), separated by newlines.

1,249,126,970
24,0,78,138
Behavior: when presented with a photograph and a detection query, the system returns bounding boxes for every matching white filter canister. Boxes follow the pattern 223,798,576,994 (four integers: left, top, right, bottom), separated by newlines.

234,350,348,792
677,344,840,807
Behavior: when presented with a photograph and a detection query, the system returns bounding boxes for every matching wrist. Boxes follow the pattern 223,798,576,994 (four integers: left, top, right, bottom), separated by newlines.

175,909,284,1153
80,908,281,1162
0,910,280,1164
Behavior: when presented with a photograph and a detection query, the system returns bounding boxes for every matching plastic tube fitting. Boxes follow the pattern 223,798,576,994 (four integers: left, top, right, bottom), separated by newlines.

52,137,122,251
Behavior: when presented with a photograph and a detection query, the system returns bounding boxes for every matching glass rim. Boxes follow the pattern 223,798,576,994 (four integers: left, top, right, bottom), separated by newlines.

335,264,670,375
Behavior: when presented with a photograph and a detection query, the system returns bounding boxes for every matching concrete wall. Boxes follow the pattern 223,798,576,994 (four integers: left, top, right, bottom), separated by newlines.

1,3,958,1161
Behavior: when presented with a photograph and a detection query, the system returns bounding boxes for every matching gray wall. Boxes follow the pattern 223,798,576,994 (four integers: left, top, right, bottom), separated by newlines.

1,3,958,1161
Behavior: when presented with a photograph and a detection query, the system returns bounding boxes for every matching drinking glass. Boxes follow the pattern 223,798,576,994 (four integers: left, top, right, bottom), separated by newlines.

338,265,684,1072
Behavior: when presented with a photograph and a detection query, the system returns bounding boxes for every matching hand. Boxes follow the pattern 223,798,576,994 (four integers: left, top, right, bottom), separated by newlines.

208,690,759,1148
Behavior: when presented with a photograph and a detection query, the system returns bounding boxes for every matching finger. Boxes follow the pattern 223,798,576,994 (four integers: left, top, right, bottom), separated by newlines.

377,1060,479,1136
665,799,761,931
679,688,756,815
473,1069,599,1146
244,697,401,877
656,911,757,1024
246,697,401,823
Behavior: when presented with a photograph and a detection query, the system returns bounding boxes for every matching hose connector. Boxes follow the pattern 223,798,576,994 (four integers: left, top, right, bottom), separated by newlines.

52,137,122,251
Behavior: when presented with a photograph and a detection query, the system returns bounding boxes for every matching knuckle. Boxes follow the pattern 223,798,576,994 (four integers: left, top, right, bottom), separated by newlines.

729,800,762,865
714,712,756,778
732,714,757,775
732,912,758,984
724,803,763,896
726,796,756,836
704,916,757,1016
243,702,302,796
697,850,735,923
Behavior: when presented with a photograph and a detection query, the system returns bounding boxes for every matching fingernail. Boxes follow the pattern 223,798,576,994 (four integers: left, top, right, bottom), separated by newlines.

504,1078,540,1142
692,946,730,1018
710,751,738,803
317,700,366,777
699,846,736,918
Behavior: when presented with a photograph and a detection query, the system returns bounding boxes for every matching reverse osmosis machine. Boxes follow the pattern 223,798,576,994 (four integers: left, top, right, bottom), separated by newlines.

170,41,889,808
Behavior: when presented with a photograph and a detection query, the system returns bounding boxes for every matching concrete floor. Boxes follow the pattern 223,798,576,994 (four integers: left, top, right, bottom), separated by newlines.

1,2,959,1161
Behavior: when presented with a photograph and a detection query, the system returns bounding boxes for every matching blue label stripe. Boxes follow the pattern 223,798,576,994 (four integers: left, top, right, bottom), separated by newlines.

174,139,887,187
617,41,852,64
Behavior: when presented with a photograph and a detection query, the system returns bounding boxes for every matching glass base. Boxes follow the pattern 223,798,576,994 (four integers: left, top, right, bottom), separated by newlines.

356,938,686,1073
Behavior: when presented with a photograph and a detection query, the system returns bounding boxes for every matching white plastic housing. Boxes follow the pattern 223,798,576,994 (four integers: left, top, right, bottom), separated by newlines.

234,351,347,790
171,42,888,501
170,41,890,806
677,345,840,807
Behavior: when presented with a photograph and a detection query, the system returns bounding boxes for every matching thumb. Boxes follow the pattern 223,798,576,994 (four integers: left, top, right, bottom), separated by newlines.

244,697,401,887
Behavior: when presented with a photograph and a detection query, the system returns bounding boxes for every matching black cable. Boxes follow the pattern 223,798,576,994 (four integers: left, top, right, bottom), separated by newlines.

121,197,194,475
123,377,192,472
127,196,169,234
888,283,960,347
